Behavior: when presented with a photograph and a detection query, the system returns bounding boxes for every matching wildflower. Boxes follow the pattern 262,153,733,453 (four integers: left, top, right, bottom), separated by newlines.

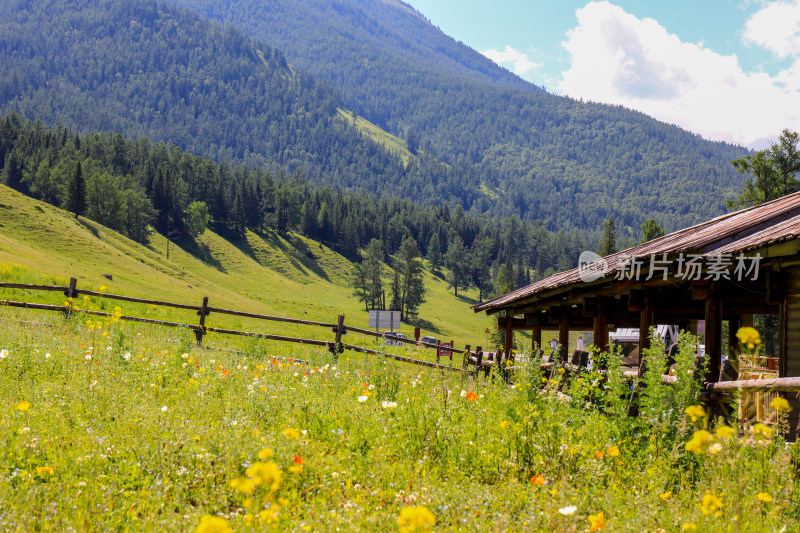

358,395,369,402
700,493,722,515
709,443,723,455
45,353,51,359
282,428,300,439
294,455,305,465
736,327,761,349
588,511,606,531
382,400,398,409
682,524,697,531
246,461,282,492
757,492,773,503
594,451,605,459
685,430,713,454
35,466,55,476
16,401,30,412
500,420,509,429
752,423,772,440
685,405,706,422
466,391,478,402
558,506,577,515
258,448,274,460
397,505,435,532
658,491,672,500
530,475,546,486
229,477,255,494
607,445,620,457
288,465,303,474
770,397,791,412
715,425,735,439
194,514,232,533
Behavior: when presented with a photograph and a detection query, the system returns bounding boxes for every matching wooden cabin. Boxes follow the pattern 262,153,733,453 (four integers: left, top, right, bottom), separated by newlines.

474,192,800,431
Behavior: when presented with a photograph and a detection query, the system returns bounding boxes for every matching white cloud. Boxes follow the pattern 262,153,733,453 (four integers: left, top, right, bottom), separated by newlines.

482,45,540,78
558,1,800,148
744,0,800,59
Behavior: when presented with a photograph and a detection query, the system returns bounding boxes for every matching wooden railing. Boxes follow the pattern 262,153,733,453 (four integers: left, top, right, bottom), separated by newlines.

0,277,475,373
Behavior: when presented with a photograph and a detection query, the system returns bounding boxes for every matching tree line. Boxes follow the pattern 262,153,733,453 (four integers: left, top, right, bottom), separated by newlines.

0,113,595,306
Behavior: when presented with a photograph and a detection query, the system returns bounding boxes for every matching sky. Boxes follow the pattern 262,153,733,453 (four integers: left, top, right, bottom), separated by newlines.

404,0,800,149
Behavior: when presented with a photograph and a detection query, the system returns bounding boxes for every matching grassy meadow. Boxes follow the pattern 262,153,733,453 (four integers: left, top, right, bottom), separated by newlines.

0,298,798,531
2,186,798,531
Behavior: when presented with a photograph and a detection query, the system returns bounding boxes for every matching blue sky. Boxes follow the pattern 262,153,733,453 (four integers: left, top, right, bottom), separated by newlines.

404,0,800,148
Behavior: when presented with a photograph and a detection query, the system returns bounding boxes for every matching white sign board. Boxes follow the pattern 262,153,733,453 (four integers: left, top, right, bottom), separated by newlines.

368,310,401,331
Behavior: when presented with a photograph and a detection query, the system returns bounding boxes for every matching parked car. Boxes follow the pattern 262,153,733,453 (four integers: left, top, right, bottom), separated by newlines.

382,331,407,346
420,336,437,346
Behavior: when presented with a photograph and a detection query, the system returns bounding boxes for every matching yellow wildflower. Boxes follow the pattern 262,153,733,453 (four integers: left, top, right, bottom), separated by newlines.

288,465,303,474
685,430,713,454
282,428,301,439
658,491,672,500
588,511,606,532
700,493,723,515
684,405,706,422
194,515,232,533
35,466,55,476
682,524,697,531
770,397,791,412
715,425,735,439
246,461,282,492
735,327,761,348
757,492,773,503
16,401,30,412
752,423,772,440
500,420,509,429
607,445,620,457
229,477,255,495
258,448,274,460
397,505,435,532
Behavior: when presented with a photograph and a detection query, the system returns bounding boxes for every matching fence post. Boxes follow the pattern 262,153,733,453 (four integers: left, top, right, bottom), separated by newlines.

63,277,78,318
331,314,345,360
195,296,210,346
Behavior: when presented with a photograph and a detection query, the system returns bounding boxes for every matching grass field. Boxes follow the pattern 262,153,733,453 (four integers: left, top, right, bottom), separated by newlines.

0,300,797,531
0,185,497,350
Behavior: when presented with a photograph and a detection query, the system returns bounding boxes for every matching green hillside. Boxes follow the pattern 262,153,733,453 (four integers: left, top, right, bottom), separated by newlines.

0,184,491,348
176,0,749,231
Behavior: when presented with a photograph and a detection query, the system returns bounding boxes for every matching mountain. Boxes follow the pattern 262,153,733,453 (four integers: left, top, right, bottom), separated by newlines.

0,0,458,201
173,0,749,232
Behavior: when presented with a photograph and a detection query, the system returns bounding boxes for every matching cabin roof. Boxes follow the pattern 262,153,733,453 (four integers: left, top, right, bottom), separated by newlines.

474,191,800,314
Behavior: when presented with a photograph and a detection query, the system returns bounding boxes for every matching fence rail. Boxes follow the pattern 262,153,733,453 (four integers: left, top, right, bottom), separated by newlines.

0,278,469,373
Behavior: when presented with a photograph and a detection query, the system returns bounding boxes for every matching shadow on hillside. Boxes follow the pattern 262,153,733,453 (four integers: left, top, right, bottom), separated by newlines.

250,230,331,282
454,293,479,305
77,218,100,239
179,234,225,272
408,317,442,335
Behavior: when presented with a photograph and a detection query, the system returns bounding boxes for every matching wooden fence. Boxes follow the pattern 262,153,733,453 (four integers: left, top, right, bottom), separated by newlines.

0,278,476,373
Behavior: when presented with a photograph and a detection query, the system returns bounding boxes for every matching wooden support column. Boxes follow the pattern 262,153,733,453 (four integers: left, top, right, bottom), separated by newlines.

504,314,514,362
532,324,542,353
726,316,740,381
593,307,608,353
559,314,570,364
638,295,653,375
705,295,723,383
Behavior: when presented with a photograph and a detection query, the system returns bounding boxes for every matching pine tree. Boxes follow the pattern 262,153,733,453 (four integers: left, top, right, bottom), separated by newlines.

640,219,665,243
67,160,86,218
599,218,617,257
396,237,425,320
427,233,443,273
444,234,469,297
2,151,23,191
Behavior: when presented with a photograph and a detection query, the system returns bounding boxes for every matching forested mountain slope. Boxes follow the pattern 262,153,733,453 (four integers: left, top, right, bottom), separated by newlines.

175,0,749,231
0,0,467,202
